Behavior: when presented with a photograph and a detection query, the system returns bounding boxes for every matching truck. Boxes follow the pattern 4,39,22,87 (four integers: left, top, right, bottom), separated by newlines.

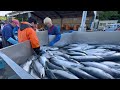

104,24,120,31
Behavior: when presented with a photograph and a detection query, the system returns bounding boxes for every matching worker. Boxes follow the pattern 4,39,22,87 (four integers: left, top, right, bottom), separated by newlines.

28,17,37,31
18,21,43,56
44,17,61,46
2,19,19,47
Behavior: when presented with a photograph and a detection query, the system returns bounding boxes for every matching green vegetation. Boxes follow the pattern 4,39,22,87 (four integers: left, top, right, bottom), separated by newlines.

0,16,7,20
98,11,120,23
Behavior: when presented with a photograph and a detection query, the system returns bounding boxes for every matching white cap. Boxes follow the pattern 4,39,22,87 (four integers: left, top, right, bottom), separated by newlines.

44,17,52,24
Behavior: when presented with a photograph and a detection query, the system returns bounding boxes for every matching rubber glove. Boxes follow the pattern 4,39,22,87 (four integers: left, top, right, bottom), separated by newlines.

7,37,18,45
49,41,55,46
49,34,61,46
14,36,18,41
13,26,19,41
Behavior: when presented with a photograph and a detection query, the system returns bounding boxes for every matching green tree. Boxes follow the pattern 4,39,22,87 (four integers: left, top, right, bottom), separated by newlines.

98,11,120,23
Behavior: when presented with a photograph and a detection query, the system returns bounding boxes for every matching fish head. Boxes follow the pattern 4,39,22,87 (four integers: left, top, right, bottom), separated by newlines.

40,69,45,78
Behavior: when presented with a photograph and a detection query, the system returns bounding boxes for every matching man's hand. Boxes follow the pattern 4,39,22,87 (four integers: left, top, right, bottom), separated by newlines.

38,50,43,56
49,41,54,46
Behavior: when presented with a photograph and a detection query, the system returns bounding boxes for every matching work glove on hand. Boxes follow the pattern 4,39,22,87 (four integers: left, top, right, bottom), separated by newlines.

7,37,18,45
49,34,61,46
36,50,45,59
49,41,55,46
33,47,45,59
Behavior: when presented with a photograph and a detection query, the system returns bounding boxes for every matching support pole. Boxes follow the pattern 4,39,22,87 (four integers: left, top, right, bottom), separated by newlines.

78,11,87,32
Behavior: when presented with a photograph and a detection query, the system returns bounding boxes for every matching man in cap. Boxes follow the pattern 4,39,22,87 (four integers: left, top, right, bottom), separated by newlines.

44,17,61,46
28,17,37,31
2,19,19,47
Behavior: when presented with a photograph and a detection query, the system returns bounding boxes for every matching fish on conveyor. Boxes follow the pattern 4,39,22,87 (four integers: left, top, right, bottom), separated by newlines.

99,51,116,56
39,56,48,67
102,51,116,56
50,57,84,69
48,47,59,51
30,69,41,79
59,54,70,60
32,60,45,78
51,69,79,79
63,45,80,49
84,51,116,56
40,46,50,52
99,53,120,62
29,55,38,61
67,45,96,51
41,46,59,51
46,61,64,70
54,55,67,61
116,69,120,72
42,76,49,79
63,46,74,49
67,43,83,47
45,69,57,79
113,53,120,56
81,62,120,78
80,66,114,79
68,43,89,47
70,56,104,62
59,54,81,63
63,44,88,49
22,60,32,73
67,68,97,79
97,45,117,48
97,45,120,52
42,51,52,59
67,59,82,64
48,51,64,56
83,49,108,54
101,61,120,69
67,51,87,56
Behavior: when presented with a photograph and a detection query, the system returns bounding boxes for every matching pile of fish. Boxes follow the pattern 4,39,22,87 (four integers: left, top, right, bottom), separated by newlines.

21,43,120,79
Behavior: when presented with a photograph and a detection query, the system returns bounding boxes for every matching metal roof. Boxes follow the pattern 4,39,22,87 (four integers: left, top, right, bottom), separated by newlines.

32,11,94,19
7,11,94,19
7,11,34,17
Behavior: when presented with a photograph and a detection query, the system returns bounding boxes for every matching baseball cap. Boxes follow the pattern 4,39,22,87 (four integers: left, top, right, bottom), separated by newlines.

12,19,20,27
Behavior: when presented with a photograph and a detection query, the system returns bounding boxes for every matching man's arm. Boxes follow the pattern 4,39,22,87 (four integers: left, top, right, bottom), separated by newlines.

27,28,40,49
49,26,61,46
27,28,43,56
